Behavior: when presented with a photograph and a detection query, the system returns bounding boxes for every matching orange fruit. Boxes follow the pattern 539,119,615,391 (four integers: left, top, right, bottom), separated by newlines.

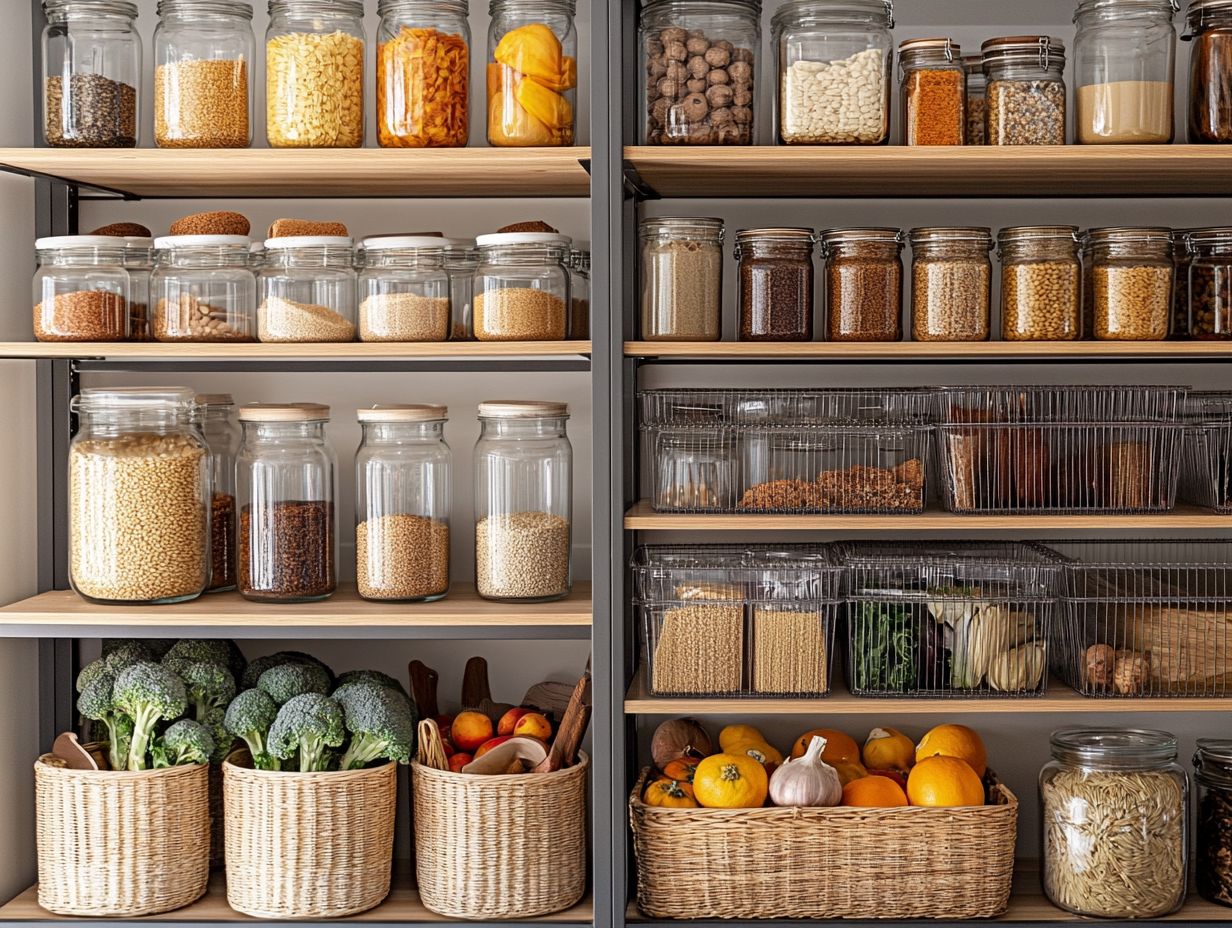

841,775,908,808
915,724,987,777
862,726,915,774
906,755,985,807
790,728,860,766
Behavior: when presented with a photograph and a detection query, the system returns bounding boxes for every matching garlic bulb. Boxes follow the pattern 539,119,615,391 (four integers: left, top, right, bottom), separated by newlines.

768,735,842,807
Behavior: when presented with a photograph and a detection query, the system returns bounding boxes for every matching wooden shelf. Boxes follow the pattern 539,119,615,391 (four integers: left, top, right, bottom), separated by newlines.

0,341,591,362
0,584,592,640
0,147,592,199
625,145,1232,198
627,340,1232,361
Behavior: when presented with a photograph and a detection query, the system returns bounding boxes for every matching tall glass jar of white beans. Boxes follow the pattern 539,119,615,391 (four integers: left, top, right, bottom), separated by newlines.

1041,728,1187,919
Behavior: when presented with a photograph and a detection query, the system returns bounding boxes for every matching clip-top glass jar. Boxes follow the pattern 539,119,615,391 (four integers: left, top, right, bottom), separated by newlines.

821,227,903,341
34,235,130,342
1073,0,1178,144
152,235,257,342
474,400,572,602
488,0,578,146
377,0,469,147
42,0,140,148
473,232,570,341
640,217,724,341
258,236,357,342
899,37,965,145
358,236,451,342
640,0,761,145
1087,226,1173,339
772,0,894,145
982,35,1067,145
569,245,590,338
154,0,254,148
266,0,364,148
1195,739,1232,906
909,227,993,341
1187,227,1232,338
735,228,816,341
963,54,986,143
998,226,1082,340
237,403,337,602
355,405,452,602
69,387,209,605
1041,728,1188,918
1185,0,1232,142
197,393,239,592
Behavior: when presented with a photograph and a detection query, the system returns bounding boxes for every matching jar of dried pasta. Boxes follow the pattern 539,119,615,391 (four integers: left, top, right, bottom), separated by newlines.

998,225,1081,340
1196,738,1232,907
982,35,1066,145
377,0,469,147
899,37,965,145
1088,226,1173,340
909,227,992,341
1041,728,1187,919
820,227,902,341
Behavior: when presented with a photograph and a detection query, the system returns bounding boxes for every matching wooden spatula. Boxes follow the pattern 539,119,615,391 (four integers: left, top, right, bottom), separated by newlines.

409,659,440,719
533,664,591,774
461,656,512,723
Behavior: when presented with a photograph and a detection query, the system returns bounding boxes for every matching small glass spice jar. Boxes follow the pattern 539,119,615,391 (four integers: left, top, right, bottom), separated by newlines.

258,236,357,343
899,37,965,145
473,232,570,341
488,0,578,146
1087,226,1173,340
998,226,1082,340
355,405,452,602
152,235,257,342
122,237,153,341
41,0,141,148
153,0,254,148
1185,0,1232,142
266,0,365,148
821,227,903,342
735,228,816,341
982,35,1067,145
33,235,130,342
196,393,240,593
358,236,451,342
377,0,470,148
1195,739,1232,907
236,403,337,602
444,238,478,340
474,400,572,602
1041,728,1187,919
1188,227,1232,338
568,245,590,338
963,54,986,143
640,217,724,341
909,227,992,341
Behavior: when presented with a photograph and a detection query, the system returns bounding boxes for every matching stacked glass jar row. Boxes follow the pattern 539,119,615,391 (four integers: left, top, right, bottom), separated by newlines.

41,0,578,149
67,389,573,606
32,232,590,343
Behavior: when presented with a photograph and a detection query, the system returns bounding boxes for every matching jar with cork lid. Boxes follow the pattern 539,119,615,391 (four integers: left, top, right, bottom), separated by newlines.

1087,227,1173,339
196,393,239,593
899,37,965,145
998,226,1082,340
640,217,724,341
982,35,1067,145
473,232,571,341
734,228,816,341
152,235,257,342
909,226,992,341
821,227,903,341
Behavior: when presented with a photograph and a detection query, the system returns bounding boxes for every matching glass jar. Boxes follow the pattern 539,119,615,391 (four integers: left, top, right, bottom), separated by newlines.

258,236,357,342
998,226,1082,340
266,0,364,148
771,0,894,145
444,239,478,340
1088,226,1173,339
1188,227,1232,338
152,235,257,342
473,232,570,341
1185,0,1232,141
42,0,140,148
821,227,903,341
197,394,240,592
123,237,153,341
569,245,590,339
474,400,572,602
236,403,337,602
358,236,450,342
1041,728,1188,918
33,235,129,342
982,35,1067,145
899,37,965,145
1173,227,1203,336
1196,739,1232,907
640,0,761,145
1073,0,1178,144
735,228,815,341
640,217,724,341
355,405,452,602
488,0,578,147
909,227,992,341
69,387,209,605
964,54,986,143
154,0,254,148
377,0,469,147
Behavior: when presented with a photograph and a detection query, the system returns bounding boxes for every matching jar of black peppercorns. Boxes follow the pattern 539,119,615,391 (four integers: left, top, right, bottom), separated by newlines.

1195,739,1232,907
735,228,816,341
640,0,762,145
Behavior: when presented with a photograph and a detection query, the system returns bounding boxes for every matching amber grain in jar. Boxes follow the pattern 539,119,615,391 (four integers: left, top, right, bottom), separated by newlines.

1088,227,1173,340
821,227,902,341
998,226,1082,340
900,37,965,145
735,228,815,341
909,227,992,341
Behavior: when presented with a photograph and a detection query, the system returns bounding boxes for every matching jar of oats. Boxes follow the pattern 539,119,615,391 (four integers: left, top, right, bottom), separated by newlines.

998,225,1082,340
69,387,209,605
473,232,570,340
909,226,992,341
1088,227,1173,340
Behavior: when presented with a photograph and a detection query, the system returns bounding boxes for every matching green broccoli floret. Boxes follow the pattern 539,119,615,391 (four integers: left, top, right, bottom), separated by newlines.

152,719,215,768
75,643,151,694
75,658,109,695
104,638,174,659
178,660,237,720
241,651,333,690
76,672,132,771
334,669,408,696
162,639,233,678
224,688,280,770
113,662,188,771
267,694,345,772
202,706,233,763
258,663,332,706
335,684,416,770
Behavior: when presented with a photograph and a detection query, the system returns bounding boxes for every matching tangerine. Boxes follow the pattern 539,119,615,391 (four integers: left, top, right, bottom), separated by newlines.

915,724,987,777
790,728,860,766
906,755,985,807
841,775,908,807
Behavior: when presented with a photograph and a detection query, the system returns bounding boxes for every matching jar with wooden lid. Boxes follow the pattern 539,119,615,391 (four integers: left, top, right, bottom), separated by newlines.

982,35,1066,145
473,232,571,340
1195,739,1232,907
1087,227,1173,339
899,37,965,145
963,54,986,143
357,236,450,342
1185,0,1232,142
821,227,902,341
909,227,992,341
735,228,815,341
33,235,130,342
1187,227,1232,338
196,393,239,592
998,226,1081,340
641,217,724,340
152,235,257,342
488,0,578,146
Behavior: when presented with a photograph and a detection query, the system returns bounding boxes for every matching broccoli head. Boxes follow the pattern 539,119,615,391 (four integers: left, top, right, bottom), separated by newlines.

267,693,345,772
105,638,174,659
75,643,150,694
224,688,280,770
258,662,332,706
202,706,233,763
162,639,234,677
76,671,132,771
113,661,188,771
334,669,408,697
178,660,237,720
241,651,333,690
153,719,215,767
335,683,416,770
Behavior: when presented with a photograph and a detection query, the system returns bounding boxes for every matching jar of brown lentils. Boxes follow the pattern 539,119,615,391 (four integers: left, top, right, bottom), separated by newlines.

734,227,815,341
998,225,1081,340
820,227,902,341
1188,227,1232,339
909,226,992,341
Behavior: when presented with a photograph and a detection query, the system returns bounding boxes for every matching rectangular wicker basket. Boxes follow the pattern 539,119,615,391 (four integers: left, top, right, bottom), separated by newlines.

629,768,1017,920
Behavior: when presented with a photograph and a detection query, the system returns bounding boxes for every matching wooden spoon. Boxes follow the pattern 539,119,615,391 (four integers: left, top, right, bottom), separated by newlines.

533,664,591,774
409,659,440,719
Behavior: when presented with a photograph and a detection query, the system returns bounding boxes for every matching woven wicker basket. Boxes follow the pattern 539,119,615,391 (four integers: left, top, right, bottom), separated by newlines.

412,753,588,919
35,754,210,917
223,758,397,919
630,767,1018,920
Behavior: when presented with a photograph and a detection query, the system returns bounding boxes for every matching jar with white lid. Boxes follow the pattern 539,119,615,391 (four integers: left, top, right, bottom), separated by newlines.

122,237,153,341
196,393,239,592
152,235,256,342
569,246,590,338
474,400,572,602
640,217,724,341
355,405,451,602
444,238,478,340
258,236,357,342
1087,226,1173,339
358,236,451,342
33,235,130,342
488,0,578,146
473,232,570,341
69,386,209,605
982,35,1067,145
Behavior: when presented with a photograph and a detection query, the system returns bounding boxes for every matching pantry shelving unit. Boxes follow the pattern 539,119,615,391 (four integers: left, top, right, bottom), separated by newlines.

627,340,1232,359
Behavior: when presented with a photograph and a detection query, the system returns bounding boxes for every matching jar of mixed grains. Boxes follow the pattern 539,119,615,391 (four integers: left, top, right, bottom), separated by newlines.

735,228,815,341
982,35,1066,145
998,225,1082,340
909,227,992,341
963,54,986,143
1087,226,1173,339
640,217,724,340
473,232,570,340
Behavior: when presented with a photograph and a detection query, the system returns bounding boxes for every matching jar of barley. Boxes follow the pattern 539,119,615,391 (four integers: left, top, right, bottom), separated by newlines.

1088,227,1173,340
998,225,1081,340
909,226,992,341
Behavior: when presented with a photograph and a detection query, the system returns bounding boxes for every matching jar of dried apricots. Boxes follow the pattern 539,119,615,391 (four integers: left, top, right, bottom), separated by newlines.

488,0,578,146
377,0,470,148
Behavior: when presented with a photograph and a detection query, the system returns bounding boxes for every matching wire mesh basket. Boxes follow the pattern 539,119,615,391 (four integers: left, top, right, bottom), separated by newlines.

633,545,841,698
935,385,1188,424
642,388,936,427
838,542,1063,698
1181,393,1232,513
1049,541,1232,697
